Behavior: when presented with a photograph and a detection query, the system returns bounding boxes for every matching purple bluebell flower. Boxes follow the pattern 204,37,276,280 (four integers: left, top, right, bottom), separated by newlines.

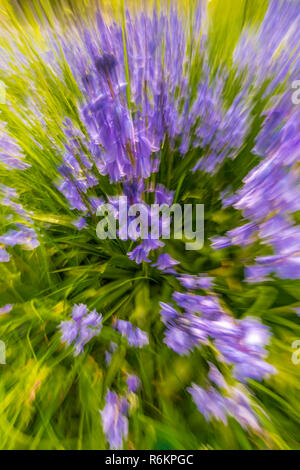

164,324,202,355
226,386,261,431
162,290,275,382
178,274,214,290
89,196,105,214
160,300,209,355
59,320,78,344
0,186,39,257
159,302,179,325
154,185,175,205
1,199,30,220
254,252,300,281
59,304,103,355
227,223,257,247
0,304,13,315
0,247,10,262
215,316,275,382
100,390,128,450
0,130,29,170
105,342,117,366
126,374,140,393
210,236,231,250
187,384,228,424
173,292,223,318
72,217,87,230
71,303,88,321
233,0,300,98
128,239,164,264
56,177,88,212
152,254,179,273
245,265,272,283
220,87,300,282
0,185,18,200
114,319,148,348
127,244,151,264
95,53,117,76
188,383,260,430
208,363,227,389
0,225,39,250
0,184,33,221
